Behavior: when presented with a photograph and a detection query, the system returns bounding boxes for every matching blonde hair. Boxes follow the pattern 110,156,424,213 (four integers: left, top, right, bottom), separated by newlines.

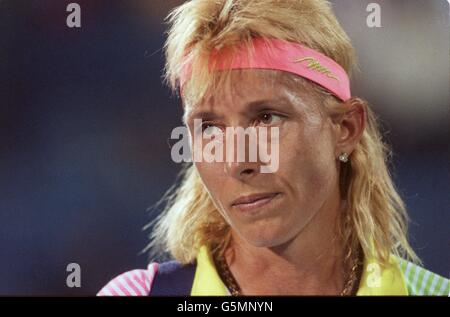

147,0,420,266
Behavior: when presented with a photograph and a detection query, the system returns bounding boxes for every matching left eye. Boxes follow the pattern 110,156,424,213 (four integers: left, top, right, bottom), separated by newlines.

257,113,283,125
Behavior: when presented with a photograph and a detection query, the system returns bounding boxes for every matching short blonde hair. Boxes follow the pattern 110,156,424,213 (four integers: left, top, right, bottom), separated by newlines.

147,0,420,266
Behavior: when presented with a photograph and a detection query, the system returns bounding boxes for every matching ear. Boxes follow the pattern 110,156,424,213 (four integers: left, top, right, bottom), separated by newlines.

334,97,366,158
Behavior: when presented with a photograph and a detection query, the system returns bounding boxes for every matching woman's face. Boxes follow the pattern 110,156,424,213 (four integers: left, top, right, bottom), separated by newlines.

185,70,342,248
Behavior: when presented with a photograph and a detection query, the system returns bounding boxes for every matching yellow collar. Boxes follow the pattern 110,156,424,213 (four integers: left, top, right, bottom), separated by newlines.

191,246,230,295
357,255,408,295
190,245,408,295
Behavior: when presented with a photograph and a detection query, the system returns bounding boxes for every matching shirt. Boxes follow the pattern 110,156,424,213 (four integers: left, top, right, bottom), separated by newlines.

97,246,450,296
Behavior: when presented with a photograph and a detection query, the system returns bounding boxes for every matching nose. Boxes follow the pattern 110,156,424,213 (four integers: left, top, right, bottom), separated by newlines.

225,160,260,181
222,125,265,180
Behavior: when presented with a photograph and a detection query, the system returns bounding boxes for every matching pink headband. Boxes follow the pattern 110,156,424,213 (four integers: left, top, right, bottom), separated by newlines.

179,38,351,101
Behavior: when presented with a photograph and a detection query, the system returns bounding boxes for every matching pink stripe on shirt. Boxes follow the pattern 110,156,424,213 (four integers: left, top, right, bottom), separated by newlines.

97,263,158,296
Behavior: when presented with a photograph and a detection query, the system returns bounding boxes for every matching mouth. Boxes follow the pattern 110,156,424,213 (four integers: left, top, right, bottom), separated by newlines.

231,192,281,212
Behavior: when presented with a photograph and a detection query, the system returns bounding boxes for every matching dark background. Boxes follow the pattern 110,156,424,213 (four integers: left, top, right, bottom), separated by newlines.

0,0,449,295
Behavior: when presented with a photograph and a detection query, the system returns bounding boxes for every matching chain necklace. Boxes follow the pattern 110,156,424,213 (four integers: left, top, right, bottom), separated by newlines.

214,252,242,296
340,246,363,296
214,246,363,296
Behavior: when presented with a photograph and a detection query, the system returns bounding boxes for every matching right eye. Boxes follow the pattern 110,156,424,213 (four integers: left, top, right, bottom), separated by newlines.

202,123,222,137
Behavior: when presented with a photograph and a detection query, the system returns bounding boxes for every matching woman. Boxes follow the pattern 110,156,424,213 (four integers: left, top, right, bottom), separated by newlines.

98,0,449,296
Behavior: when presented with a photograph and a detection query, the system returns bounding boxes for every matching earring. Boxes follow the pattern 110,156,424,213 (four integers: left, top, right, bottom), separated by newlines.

338,152,349,163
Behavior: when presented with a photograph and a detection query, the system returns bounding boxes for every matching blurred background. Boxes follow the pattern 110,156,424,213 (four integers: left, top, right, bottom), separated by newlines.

0,0,449,295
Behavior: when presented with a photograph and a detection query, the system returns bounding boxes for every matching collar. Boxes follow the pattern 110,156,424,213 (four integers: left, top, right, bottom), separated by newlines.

190,245,408,295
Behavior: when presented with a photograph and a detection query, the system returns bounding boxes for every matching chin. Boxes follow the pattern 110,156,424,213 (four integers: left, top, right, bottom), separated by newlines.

235,222,297,248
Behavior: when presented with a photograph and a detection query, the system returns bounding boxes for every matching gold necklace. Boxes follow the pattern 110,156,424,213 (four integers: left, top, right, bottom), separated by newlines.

340,246,363,296
214,246,363,296
214,253,241,296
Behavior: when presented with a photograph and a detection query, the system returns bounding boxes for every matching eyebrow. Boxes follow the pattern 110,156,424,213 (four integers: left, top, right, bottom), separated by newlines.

184,97,290,124
245,97,291,112
183,110,223,125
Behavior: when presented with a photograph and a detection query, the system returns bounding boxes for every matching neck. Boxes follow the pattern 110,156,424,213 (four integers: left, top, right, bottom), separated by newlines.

224,199,348,295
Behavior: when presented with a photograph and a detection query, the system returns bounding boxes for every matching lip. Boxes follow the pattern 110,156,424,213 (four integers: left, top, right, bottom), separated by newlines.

231,192,280,212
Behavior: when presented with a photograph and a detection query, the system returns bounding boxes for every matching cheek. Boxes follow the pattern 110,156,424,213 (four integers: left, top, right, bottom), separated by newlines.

194,161,217,188
194,161,226,205
279,124,338,201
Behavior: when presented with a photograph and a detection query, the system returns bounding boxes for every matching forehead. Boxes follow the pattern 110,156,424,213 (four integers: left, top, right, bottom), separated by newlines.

183,69,314,117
